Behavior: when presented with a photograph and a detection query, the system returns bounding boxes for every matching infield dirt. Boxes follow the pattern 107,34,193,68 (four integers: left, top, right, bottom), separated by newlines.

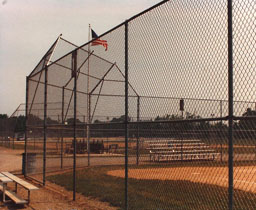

107,165,256,193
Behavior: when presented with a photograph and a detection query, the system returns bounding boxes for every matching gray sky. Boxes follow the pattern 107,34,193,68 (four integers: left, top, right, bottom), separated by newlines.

0,0,160,115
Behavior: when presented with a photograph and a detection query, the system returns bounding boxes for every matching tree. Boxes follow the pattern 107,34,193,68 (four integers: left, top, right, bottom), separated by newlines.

13,115,26,132
66,118,82,125
94,119,103,124
0,114,25,137
239,108,256,129
0,114,8,119
110,115,131,123
27,114,43,125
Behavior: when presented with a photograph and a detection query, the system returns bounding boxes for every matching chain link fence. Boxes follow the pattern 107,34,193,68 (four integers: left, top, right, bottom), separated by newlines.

24,0,256,209
0,104,26,149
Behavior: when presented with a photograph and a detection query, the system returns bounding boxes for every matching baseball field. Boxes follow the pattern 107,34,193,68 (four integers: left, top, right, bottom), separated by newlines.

1,138,256,209
47,161,256,210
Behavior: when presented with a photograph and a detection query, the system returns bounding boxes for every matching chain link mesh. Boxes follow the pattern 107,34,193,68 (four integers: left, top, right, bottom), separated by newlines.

24,0,256,209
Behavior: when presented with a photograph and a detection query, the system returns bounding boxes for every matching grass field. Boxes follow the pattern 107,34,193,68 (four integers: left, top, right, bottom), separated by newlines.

47,162,256,210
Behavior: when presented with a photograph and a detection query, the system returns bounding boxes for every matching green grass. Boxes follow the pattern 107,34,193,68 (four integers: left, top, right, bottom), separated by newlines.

47,164,256,210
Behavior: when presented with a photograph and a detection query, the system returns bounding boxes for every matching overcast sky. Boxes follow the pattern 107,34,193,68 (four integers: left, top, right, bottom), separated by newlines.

0,0,160,115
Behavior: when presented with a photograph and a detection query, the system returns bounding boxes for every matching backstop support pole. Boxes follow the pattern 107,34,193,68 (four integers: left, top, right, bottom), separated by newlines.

125,21,129,210
87,27,91,167
43,67,48,186
228,0,234,209
24,76,29,177
72,50,77,201
61,87,64,169
136,96,140,166
87,94,91,166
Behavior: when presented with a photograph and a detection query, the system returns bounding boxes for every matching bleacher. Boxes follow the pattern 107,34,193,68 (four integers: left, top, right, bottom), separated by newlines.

147,139,219,162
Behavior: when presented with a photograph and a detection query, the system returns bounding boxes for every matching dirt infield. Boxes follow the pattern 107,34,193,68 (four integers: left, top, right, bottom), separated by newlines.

107,166,256,193
0,147,22,172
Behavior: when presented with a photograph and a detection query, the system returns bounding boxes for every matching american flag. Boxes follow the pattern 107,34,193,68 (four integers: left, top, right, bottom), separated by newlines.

91,29,108,51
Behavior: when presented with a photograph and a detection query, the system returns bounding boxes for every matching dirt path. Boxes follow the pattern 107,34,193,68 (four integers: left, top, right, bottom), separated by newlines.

0,146,117,210
0,147,23,172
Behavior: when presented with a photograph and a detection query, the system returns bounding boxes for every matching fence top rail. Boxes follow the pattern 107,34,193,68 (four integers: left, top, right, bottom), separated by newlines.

149,150,216,153
146,139,202,143
149,144,210,147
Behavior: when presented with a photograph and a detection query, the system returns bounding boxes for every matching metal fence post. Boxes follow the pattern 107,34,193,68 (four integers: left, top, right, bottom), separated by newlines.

43,67,48,186
136,96,140,165
72,50,77,201
228,0,234,209
24,76,29,176
87,94,91,166
83,115,86,145
61,87,64,169
125,20,129,210
220,100,223,119
87,39,91,167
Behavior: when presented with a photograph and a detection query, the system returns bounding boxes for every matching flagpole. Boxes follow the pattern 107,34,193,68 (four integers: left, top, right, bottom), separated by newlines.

87,24,91,166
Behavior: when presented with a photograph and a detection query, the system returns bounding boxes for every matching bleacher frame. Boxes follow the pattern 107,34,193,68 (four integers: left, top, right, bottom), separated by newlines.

147,139,220,162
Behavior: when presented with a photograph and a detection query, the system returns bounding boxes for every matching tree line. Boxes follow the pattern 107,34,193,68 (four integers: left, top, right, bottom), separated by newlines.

1,108,256,140
0,114,25,137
